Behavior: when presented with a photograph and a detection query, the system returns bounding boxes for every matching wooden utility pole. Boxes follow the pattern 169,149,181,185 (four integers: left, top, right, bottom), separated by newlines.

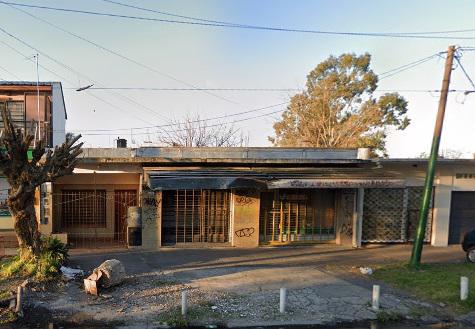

409,45,456,268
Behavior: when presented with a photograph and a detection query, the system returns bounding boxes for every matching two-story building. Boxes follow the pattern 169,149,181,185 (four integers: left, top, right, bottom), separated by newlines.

0,81,67,249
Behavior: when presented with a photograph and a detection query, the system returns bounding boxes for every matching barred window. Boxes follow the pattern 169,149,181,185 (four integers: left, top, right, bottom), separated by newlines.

61,190,106,228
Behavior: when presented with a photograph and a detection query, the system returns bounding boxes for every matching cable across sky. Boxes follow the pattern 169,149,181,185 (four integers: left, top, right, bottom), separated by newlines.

2,1,475,40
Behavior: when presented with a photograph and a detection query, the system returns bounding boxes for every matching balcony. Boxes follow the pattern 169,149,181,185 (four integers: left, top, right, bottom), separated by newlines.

0,92,53,147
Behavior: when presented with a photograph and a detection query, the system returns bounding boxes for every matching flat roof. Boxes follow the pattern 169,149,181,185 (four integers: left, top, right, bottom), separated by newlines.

79,147,370,165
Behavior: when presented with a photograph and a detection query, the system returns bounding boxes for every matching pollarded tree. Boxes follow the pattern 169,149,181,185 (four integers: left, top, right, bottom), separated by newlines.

0,106,82,258
269,53,410,156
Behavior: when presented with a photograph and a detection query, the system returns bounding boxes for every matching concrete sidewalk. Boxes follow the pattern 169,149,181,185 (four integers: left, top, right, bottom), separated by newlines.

47,244,464,327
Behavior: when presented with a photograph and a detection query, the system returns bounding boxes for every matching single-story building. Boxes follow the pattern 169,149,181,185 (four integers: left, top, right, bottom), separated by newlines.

18,146,475,250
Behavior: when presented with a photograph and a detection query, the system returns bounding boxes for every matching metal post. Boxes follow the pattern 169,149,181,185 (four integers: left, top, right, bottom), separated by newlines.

372,285,380,310
181,290,188,317
15,286,22,314
410,45,456,268
279,287,287,313
461,276,469,301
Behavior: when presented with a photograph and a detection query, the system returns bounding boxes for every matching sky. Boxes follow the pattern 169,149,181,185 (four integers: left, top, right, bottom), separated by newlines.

1,0,475,157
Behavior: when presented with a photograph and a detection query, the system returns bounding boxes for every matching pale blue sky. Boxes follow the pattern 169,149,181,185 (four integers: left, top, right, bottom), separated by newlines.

1,0,475,157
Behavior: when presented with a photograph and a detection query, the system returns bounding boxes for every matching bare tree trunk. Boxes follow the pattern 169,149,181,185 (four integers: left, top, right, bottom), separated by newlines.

8,191,41,258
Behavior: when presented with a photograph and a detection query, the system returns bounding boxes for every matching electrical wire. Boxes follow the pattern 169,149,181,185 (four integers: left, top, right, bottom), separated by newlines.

4,3,244,109
378,54,441,80
0,39,154,125
102,0,475,37
78,107,285,136
67,101,288,133
2,1,475,40
454,56,475,90
0,25,171,123
100,0,244,27
0,64,21,80
72,87,302,92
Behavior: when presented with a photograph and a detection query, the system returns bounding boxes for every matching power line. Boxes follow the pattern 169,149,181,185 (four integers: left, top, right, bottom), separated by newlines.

0,25,171,123
454,55,475,90
5,3,244,108
78,107,285,136
100,0,244,27
0,36,287,136
103,0,475,37
2,1,475,40
68,101,288,133
0,64,21,80
378,53,441,80
70,87,302,92
0,39,155,125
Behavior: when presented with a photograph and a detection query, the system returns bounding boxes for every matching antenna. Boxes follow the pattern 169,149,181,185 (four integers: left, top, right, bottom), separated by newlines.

33,53,40,143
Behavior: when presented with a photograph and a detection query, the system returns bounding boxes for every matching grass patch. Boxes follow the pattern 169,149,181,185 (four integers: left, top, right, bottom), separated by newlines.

0,237,68,281
373,263,475,313
156,302,221,328
376,310,403,322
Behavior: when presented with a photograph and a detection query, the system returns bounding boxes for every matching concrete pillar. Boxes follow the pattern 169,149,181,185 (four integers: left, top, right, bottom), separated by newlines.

336,189,356,246
231,190,260,248
141,189,162,249
431,174,453,246
352,188,364,248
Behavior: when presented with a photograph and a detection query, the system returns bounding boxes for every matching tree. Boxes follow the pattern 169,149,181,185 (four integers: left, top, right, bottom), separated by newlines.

0,107,83,258
269,53,410,156
158,113,248,147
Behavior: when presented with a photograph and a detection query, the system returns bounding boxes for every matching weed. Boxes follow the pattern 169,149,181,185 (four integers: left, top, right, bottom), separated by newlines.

376,310,403,322
0,237,69,280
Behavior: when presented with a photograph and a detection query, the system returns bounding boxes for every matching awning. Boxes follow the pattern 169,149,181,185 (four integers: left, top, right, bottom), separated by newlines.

267,178,406,189
148,176,267,190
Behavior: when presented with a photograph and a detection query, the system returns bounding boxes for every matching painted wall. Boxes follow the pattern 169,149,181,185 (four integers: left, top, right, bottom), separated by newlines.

53,173,140,242
231,190,260,248
335,189,356,246
380,162,475,247
141,189,161,249
51,82,66,147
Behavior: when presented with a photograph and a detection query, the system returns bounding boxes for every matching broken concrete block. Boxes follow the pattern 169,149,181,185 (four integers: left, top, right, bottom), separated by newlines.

84,259,126,295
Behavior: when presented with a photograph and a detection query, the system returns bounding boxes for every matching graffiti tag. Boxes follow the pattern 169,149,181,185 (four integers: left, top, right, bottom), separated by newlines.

235,195,254,206
235,227,255,238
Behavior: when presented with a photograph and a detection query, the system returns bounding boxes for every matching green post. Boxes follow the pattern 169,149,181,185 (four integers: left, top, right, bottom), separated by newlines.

409,46,456,268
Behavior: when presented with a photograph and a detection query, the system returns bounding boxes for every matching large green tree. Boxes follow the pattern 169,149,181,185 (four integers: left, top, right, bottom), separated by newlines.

270,53,410,155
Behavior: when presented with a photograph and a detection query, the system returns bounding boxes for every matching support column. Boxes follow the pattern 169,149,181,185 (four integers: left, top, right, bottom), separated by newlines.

352,188,364,248
232,190,260,248
141,189,162,249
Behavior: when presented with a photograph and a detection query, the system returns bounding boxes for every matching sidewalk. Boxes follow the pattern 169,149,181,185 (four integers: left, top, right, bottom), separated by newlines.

33,244,465,327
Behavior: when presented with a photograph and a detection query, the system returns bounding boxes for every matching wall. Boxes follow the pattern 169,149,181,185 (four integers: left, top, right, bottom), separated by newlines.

231,190,260,248
141,189,161,249
335,189,356,246
53,173,140,240
51,82,66,147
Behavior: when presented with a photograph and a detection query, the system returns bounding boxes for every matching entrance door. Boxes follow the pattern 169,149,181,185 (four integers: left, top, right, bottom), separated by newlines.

162,190,231,245
449,192,475,244
259,189,336,244
114,190,138,244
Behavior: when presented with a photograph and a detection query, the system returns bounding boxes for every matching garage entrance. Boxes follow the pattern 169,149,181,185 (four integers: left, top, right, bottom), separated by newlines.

162,190,231,246
449,191,475,244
